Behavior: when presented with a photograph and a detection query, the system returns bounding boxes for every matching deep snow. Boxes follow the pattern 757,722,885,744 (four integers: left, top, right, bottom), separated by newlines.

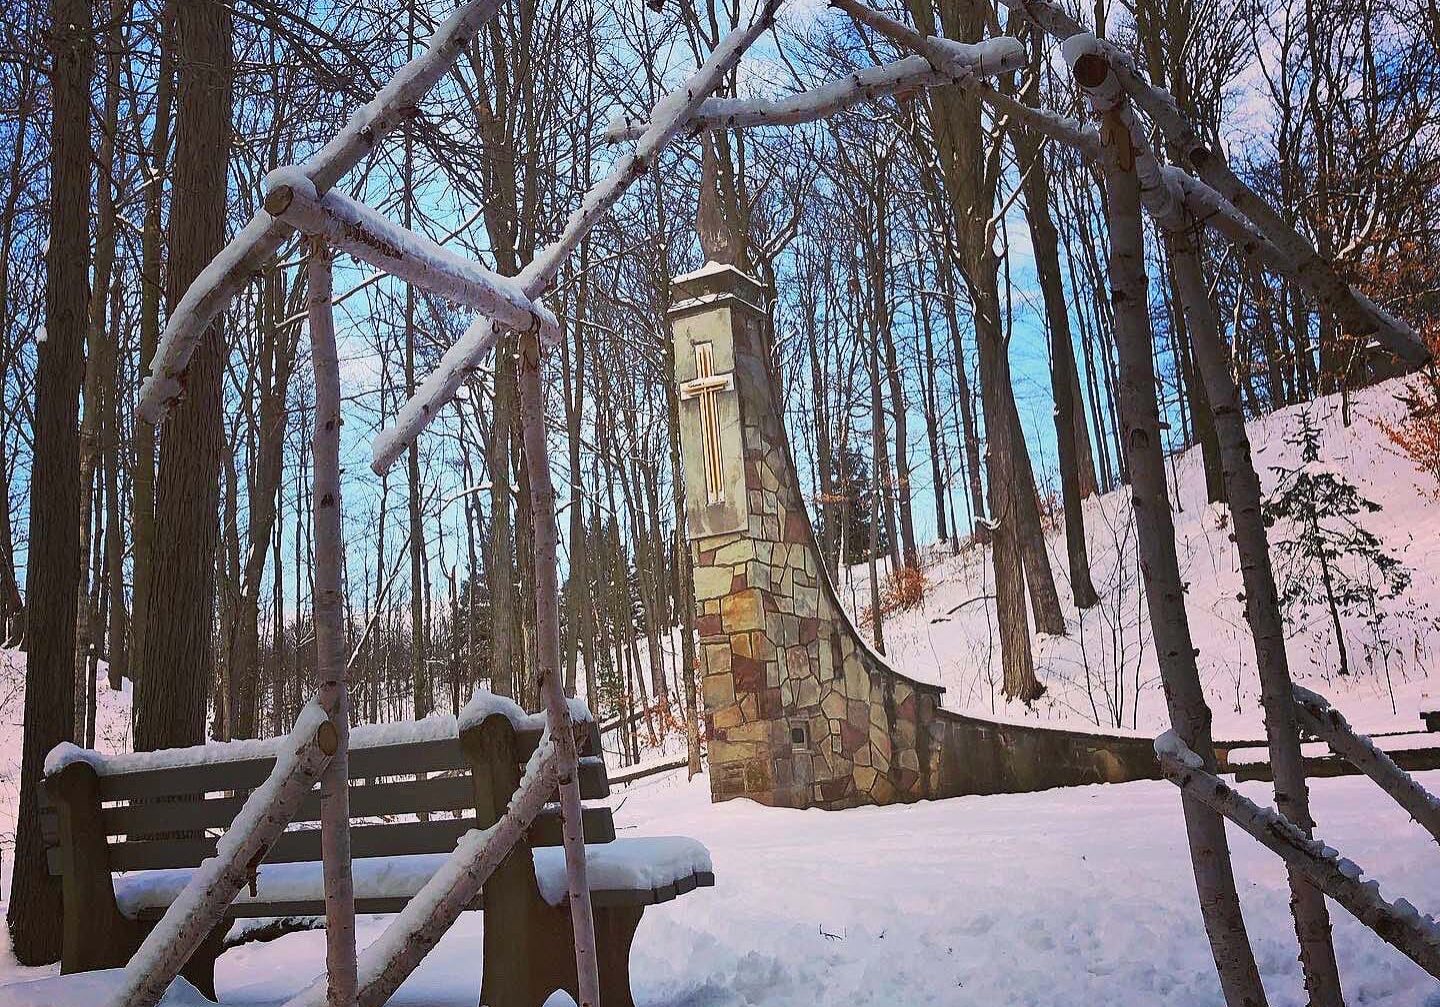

835,379,1440,738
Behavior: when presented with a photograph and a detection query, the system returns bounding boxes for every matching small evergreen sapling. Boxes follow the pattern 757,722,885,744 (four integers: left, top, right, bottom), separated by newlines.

1263,410,1411,676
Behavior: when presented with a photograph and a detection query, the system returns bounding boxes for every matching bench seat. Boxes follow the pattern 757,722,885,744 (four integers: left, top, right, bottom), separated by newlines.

112,837,715,919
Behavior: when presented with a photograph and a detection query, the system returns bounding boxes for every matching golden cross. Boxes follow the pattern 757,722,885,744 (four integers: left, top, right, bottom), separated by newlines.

678,341,735,505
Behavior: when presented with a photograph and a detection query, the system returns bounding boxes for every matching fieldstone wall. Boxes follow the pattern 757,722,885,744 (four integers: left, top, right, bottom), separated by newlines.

670,263,1162,811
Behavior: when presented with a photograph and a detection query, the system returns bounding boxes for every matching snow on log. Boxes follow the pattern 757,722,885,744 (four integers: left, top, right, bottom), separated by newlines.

1293,686,1440,844
1063,34,1185,230
262,169,559,342
280,737,561,1007
372,0,785,476
995,0,1430,367
136,0,507,424
1156,739,1440,977
601,36,1024,143
111,703,337,1007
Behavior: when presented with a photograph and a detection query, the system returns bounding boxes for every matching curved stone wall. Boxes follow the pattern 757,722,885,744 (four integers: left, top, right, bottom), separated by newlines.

671,263,1162,810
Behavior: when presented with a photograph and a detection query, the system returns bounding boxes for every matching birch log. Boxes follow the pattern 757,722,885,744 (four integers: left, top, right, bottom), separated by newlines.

371,0,785,475
995,0,1429,367
265,173,559,342
518,329,599,1005
307,243,358,1007
112,703,336,1007
1158,735,1440,978
1171,234,1344,1006
281,738,562,1007
137,0,506,423
1293,686,1440,844
602,37,1025,142
1077,50,1270,1007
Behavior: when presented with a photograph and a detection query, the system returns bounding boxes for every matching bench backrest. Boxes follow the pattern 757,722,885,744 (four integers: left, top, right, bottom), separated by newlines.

40,715,610,880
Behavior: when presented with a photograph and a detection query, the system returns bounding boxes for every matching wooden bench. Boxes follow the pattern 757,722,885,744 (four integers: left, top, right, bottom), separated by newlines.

41,700,714,1006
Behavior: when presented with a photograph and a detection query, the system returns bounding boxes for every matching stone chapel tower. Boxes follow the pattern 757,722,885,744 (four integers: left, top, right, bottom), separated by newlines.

670,263,946,810
669,265,1171,811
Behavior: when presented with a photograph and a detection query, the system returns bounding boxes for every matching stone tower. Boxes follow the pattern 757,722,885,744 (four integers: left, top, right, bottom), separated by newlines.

670,262,946,810
669,262,1163,810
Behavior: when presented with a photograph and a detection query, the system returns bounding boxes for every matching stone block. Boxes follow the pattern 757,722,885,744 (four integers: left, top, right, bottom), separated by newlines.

703,643,731,676
796,676,820,708
843,659,869,699
702,674,735,708
746,560,772,592
821,690,847,721
714,539,755,567
693,565,733,600
733,652,766,694
722,590,763,632
712,704,743,730
727,720,771,743
785,647,810,680
900,748,920,773
854,765,877,794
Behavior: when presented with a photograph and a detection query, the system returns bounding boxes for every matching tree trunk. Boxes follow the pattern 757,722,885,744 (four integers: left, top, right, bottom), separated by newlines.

8,0,91,963
1015,90,1099,608
1172,237,1344,1005
135,0,233,753
1086,83,1268,1004
131,7,174,686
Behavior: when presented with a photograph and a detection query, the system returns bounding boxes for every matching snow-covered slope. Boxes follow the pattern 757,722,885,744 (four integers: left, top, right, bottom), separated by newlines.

0,649,133,888
836,379,1440,738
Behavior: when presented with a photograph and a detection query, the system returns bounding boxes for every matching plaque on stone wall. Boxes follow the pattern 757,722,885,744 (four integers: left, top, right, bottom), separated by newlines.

671,278,752,539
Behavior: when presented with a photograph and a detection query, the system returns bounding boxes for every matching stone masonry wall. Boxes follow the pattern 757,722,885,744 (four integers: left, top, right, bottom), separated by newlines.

671,264,1161,811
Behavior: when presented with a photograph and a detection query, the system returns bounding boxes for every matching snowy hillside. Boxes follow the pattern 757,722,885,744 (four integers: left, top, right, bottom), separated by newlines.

835,379,1440,739
0,650,133,887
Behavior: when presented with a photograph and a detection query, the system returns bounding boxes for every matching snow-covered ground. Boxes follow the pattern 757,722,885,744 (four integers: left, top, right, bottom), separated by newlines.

836,379,1440,738
3,764,1438,1006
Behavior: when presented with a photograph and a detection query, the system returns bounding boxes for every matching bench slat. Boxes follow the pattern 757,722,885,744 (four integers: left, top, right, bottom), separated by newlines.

52,807,618,874
98,774,476,837
133,893,485,921
86,725,598,803
93,737,472,802
43,761,609,844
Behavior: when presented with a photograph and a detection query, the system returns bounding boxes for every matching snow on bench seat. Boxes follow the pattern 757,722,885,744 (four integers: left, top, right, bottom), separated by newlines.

112,837,713,919
0,970,210,1007
533,836,713,907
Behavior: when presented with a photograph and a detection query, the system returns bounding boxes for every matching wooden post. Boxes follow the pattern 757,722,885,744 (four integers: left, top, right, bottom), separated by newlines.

308,241,357,1007
518,328,601,1007
45,762,141,975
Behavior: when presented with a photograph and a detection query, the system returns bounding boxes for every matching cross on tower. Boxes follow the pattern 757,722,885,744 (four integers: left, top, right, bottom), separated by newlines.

679,341,735,505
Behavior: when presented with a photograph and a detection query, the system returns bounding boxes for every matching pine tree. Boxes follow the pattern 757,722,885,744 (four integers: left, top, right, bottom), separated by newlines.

1264,410,1411,677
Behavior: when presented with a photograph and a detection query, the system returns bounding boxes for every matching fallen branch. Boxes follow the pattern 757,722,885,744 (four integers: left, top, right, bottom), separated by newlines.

996,0,1429,367
1293,686,1440,844
1157,732,1440,977
280,732,561,1007
602,38,1025,143
264,171,559,342
137,0,507,422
